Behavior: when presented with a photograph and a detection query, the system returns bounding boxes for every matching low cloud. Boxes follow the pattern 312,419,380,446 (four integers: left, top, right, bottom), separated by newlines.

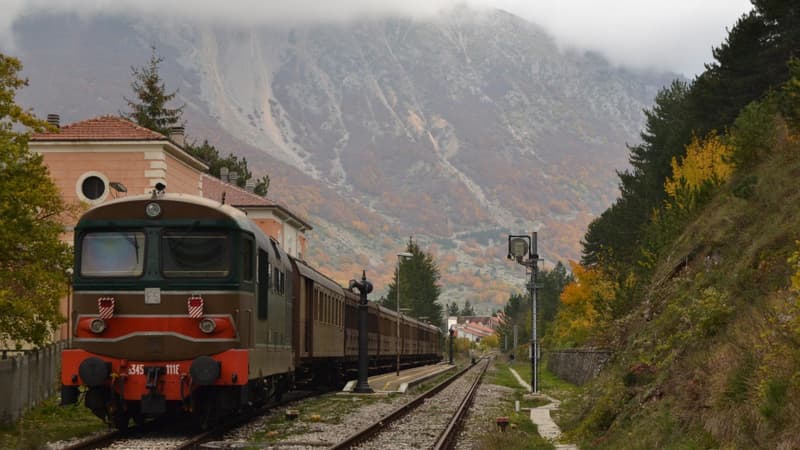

1,0,754,76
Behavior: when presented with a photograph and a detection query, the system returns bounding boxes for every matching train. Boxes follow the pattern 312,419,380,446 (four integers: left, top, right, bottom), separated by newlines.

60,192,442,428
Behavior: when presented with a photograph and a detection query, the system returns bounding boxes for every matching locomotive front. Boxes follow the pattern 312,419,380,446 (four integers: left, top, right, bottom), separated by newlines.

61,193,259,427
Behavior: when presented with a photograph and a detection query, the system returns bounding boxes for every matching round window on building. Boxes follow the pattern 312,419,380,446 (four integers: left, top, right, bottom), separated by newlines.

81,176,106,200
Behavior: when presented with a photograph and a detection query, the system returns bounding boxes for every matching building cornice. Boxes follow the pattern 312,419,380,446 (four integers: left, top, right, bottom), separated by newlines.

30,140,208,172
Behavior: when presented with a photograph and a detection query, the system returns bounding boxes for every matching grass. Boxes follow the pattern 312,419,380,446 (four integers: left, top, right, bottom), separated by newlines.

474,360,556,450
0,394,106,450
249,390,395,443
503,359,581,400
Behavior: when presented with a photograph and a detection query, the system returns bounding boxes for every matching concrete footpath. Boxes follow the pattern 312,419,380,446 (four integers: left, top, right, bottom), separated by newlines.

508,367,578,450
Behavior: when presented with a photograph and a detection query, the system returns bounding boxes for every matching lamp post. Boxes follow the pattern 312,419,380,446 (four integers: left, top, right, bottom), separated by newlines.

508,233,541,393
349,270,373,393
396,251,413,376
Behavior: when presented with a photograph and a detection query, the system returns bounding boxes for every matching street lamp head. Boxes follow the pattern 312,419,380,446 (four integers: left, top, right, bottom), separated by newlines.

508,236,530,260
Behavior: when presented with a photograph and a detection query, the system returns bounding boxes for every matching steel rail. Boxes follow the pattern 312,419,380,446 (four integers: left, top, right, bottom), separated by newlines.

61,429,122,450
330,358,486,450
175,389,321,450
431,357,490,450
62,390,321,450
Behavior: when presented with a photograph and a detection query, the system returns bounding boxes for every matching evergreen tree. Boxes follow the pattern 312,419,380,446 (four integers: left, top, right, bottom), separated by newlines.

123,46,184,135
123,49,271,197
380,238,443,328
446,302,460,317
582,81,692,272
0,53,73,347
460,300,475,316
185,139,270,196
582,1,800,277
495,293,529,351
538,262,574,336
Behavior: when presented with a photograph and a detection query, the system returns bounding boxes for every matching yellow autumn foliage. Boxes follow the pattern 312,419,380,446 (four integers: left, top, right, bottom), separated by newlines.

664,132,734,210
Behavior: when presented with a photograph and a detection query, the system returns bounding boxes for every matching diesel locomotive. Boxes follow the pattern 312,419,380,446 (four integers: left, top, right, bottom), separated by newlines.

60,192,441,427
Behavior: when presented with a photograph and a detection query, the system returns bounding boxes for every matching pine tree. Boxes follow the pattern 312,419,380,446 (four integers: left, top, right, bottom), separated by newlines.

185,139,270,197
495,293,529,351
123,46,184,135
380,238,443,328
538,261,574,336
447,302,460,317
0,53,73,347
460,300,475,316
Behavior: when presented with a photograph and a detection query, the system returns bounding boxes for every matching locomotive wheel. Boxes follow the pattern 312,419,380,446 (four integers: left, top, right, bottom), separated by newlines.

112,412,130,430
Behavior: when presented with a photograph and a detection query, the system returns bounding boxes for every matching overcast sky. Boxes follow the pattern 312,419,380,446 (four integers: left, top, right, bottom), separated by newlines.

1,0,753,76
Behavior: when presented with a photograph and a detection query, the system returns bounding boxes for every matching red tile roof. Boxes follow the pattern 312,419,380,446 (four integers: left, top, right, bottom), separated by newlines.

201,173,272,207
464,322,495,335
31,115,167,141
201,174,312,230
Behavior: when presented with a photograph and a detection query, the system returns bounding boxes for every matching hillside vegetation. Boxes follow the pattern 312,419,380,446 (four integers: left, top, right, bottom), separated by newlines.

544,1,800,448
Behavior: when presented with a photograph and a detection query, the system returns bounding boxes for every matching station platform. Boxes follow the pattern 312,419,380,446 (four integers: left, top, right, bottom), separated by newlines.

342,363,455,393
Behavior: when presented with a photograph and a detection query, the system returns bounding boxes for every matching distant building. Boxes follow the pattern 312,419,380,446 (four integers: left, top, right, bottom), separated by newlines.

30,114,312,340
446,315,497,343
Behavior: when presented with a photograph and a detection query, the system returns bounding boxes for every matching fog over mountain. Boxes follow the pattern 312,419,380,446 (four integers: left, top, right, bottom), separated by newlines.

12,8,675,310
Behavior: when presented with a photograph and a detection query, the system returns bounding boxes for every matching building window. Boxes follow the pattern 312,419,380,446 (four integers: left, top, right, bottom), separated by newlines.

76,171,109,204
82,176,105,199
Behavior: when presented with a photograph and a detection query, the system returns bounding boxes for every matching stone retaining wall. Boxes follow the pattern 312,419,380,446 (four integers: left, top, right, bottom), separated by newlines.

547,348,612,385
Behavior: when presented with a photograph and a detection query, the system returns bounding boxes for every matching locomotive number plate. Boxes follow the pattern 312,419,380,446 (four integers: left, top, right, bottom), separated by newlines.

145,287,161,304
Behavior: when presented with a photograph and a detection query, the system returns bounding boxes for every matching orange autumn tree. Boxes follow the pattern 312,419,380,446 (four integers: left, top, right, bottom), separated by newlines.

548,261,616,347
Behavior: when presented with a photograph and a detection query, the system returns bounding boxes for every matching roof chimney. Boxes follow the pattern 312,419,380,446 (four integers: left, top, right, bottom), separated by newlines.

169,126,185,147
228,171,239,186
47,114,60,129
245,179,255,193
220,167,229,183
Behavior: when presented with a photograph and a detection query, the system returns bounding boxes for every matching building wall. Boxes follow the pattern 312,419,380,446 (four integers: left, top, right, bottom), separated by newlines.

283,224,298,258
163,152,203,196
40,149,151,205
252,218,283,246
297,234,307,260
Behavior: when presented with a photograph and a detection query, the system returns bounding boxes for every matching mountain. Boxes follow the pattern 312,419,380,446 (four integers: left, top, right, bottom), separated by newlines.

10,8,674,310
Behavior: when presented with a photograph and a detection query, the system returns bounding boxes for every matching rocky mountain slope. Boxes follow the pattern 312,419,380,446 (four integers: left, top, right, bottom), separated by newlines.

11,8,674,309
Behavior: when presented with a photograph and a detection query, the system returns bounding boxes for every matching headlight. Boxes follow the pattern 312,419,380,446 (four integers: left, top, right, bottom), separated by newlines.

90,318,106,334
145,202,162,218
199,318,216,334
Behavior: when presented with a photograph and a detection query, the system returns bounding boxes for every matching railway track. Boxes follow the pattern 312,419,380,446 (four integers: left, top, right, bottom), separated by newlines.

331,357,490,450
59,390,322,450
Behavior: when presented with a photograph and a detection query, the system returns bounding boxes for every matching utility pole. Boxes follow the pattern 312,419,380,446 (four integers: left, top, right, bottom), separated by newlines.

529,233,539,394
513,324,518,350
396,252,412,376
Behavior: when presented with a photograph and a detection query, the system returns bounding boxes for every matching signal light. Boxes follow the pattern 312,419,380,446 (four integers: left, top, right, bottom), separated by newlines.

90,318,106,334
199,318,216,334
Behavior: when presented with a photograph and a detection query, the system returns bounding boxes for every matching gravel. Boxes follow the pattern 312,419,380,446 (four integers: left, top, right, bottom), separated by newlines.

47,361,511,450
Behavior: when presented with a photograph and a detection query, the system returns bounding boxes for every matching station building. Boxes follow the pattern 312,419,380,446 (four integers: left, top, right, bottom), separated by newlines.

29,114,312,340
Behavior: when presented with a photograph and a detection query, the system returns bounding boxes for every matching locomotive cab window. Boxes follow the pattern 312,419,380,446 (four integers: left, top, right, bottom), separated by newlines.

80,231,145,277
161,230,231,278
